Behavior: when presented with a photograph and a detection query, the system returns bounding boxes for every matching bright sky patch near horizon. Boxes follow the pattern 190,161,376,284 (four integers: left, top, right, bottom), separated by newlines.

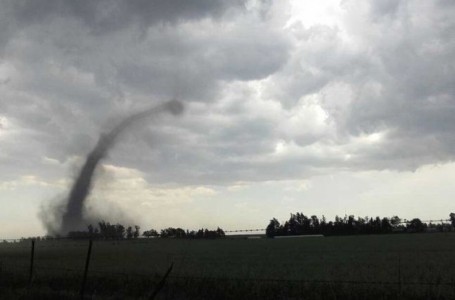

0,0,454,238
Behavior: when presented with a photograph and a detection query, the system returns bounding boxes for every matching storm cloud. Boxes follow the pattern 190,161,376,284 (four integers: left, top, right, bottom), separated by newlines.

0,0,454,237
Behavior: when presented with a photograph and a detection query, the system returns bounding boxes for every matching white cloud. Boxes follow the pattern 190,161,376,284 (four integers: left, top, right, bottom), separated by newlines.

287,0,344,29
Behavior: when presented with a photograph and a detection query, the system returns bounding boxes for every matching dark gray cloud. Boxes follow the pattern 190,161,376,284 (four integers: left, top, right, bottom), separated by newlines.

0,0,291,184
7,0,245,35
0,0,454,188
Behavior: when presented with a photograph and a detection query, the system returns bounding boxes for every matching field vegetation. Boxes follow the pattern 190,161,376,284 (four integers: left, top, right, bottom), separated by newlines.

1,233,455,299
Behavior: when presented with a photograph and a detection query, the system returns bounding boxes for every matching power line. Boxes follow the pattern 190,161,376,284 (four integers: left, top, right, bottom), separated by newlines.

225,229,265,233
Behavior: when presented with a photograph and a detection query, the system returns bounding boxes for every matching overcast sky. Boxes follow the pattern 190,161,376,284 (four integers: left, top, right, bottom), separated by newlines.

1,0,454,238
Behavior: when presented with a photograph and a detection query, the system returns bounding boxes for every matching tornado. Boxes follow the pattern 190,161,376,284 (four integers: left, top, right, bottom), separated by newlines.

58,100,184,235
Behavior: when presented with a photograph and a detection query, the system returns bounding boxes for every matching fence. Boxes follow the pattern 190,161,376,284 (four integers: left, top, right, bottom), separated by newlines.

0,239,176,299
1,236,455,299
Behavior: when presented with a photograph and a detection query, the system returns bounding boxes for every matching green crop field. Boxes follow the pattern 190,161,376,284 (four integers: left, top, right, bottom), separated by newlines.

1,233,455,299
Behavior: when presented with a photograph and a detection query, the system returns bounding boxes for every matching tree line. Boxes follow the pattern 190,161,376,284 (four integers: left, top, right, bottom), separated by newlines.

67,222,225,240
68,221,141,239
143,227,225,239
266,213,455,238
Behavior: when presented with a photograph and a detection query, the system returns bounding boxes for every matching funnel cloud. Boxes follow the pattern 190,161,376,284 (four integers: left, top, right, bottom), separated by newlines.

55,100,183,236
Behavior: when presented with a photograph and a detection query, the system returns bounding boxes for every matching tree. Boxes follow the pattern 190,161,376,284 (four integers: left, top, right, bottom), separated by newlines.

115,224,125,239
266,218,281,238
288,213,300,235
160,227,186,238
346,215,355,234
98,221,108,238
134,225,140,239
126,226,133,239
381,217,392,233
450,213,455,227
216,227,225,237
390,216,401,227
311,215,320,233
143,229,159,238
407,218,425,233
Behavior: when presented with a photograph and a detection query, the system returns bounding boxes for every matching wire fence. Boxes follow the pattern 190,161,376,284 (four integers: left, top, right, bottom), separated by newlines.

1,237,455,298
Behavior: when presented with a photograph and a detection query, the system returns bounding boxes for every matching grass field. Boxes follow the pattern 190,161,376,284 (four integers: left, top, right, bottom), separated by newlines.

1,233,455,299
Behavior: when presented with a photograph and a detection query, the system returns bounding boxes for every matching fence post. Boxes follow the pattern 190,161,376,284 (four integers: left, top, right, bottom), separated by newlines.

149,262,174,300
398,252,401,295
80,239,93,299
29,239,35,286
